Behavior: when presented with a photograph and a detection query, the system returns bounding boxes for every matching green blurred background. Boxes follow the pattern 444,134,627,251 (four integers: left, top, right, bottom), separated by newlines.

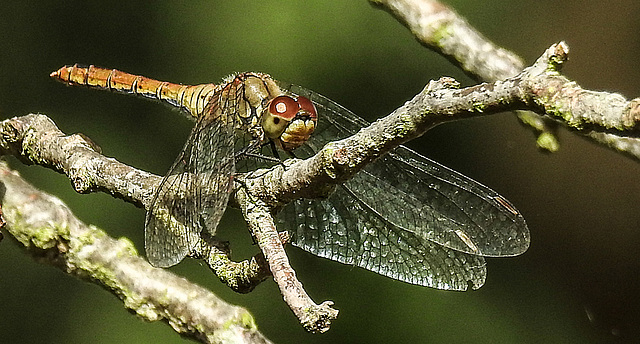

1,1,640,343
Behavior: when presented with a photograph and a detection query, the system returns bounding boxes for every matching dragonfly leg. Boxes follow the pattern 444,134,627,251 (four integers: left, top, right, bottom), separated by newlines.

268,140,281,160
234,140,281,164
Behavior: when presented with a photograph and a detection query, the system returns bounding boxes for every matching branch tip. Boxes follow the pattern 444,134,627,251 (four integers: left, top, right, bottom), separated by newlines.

426,77,460,92
547,41,570,71
624,98,640,130
301,301,339,333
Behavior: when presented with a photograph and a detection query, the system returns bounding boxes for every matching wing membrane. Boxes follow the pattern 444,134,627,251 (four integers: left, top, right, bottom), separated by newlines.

278,185,487,290
145,113,235,268
347,147,530,257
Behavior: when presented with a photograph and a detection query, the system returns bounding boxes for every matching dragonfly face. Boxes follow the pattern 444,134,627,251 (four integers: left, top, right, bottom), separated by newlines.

264,94,318,151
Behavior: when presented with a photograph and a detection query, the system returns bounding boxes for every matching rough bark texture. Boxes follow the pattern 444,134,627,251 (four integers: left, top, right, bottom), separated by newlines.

0,162,272,344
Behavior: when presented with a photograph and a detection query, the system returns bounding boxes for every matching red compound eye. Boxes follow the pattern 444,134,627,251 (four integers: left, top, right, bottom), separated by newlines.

269,95,298,120
297,96,317,119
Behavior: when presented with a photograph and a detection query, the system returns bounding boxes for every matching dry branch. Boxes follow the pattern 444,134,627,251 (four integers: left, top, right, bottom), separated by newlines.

0,161,272,344
370,0,640,160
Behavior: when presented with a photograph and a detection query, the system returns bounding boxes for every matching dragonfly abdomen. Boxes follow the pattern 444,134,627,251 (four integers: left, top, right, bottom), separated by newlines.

50,64,219,117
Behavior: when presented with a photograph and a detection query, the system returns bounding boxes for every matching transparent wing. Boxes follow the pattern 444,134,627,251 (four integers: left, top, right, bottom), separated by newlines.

278,186,487,290
276,82,529,288
145,112,235,268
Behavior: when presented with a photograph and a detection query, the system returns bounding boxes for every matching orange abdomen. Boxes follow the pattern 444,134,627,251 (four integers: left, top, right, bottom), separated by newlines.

51,64,219,118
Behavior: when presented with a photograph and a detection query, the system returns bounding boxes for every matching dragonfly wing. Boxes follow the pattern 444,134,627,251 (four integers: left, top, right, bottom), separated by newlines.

278,186,487,290
346,149,529,256
278,83,529,260
145,114,235,268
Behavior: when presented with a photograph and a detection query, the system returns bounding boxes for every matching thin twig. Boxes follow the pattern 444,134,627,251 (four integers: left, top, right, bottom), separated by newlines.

191,235,273,294
236,188,338,333
0,113,275,287
370,0,524,81
0,114,158,207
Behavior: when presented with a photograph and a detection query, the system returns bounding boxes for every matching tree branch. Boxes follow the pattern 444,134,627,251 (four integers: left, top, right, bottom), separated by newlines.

0,161,272,344
371,0,524,81
370,0,640,160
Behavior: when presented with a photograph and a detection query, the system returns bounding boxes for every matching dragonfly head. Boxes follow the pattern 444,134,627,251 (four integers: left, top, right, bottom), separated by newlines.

263,95,317,151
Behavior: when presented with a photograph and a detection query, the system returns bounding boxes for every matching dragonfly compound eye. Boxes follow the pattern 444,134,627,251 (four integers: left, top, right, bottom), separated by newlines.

264,95,296,139
269,95,298,120
296,96,317,120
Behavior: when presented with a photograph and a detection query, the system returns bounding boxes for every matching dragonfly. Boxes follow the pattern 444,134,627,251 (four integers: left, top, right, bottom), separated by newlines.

51,65,529,291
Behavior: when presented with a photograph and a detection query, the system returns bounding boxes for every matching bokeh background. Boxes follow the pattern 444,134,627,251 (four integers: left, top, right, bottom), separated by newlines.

2,1,640,343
